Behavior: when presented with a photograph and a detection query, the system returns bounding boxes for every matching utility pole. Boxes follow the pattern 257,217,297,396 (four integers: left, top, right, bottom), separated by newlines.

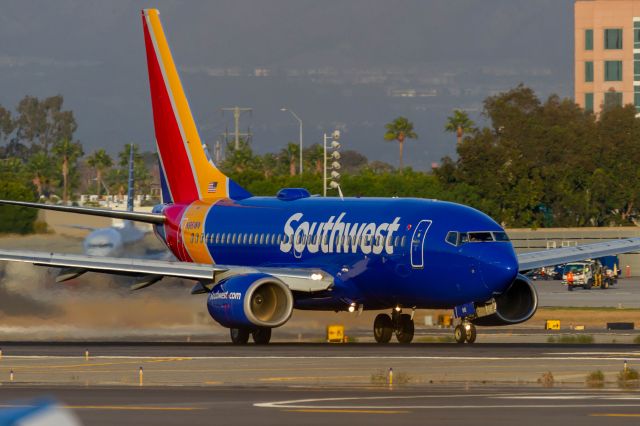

281,108,303,174
214,140,221,164
221,106,252,149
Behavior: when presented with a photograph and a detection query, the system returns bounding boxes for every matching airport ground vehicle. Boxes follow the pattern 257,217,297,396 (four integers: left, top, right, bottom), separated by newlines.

0,9,639,345
562,260,616,291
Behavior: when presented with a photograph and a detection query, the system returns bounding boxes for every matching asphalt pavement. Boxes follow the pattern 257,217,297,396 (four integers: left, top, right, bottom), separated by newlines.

2,385,640,426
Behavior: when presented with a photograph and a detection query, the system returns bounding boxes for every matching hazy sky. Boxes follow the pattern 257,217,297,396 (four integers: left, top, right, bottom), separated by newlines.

0,0,573,169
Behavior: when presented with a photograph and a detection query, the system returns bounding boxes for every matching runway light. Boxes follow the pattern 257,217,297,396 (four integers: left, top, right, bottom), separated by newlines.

310,273,323,281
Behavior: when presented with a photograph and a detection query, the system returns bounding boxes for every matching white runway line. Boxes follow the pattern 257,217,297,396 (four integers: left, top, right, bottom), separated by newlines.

255,392,640,410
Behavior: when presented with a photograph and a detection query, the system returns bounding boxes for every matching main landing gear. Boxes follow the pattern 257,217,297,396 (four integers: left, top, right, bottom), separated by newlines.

230,327,272,344
373,308,415,344
454,322,477,344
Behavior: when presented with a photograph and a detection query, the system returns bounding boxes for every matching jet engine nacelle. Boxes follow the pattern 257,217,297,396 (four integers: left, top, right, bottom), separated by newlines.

207,273,294,329
472,274,538,326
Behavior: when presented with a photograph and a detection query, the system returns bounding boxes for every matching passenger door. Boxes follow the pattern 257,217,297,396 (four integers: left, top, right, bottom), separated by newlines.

410,220,432,269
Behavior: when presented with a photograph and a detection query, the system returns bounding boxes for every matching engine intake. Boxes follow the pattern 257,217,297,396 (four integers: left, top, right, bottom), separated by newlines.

207,273,293,329
472,274,538,326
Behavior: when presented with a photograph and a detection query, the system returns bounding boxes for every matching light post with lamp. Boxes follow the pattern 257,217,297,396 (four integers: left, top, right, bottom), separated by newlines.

280,108,303,174
323,130,341,197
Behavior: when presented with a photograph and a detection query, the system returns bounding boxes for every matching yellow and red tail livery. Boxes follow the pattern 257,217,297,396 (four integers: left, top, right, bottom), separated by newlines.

141,9,250,204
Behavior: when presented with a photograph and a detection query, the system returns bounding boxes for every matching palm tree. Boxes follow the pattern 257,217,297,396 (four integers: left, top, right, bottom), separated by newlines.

280,143,299,176
27,152,53,198
304,144,324,174
445,109,475,145
87,149,113,196
384,117,418,170
52,138,83,204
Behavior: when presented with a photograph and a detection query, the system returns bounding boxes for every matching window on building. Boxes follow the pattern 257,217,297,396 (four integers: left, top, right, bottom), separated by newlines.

605,61,623,81
585,29,593,50
635,54,640,81
585,93,594,113
585,61,593,82
635,21,640,48
604,91,623,111
604,29,623,49
635,86,640,112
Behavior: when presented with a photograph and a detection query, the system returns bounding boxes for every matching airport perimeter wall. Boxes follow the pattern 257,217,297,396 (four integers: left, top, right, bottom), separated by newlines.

508,227,640,276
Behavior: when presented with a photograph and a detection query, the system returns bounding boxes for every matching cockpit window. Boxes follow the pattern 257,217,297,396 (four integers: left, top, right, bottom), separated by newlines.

493,231,510,242
468,232,494,242
445,231,459,246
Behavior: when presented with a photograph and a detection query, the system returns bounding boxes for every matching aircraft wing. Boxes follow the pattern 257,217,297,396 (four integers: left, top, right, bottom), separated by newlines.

0,249,333,293
517,238,640,271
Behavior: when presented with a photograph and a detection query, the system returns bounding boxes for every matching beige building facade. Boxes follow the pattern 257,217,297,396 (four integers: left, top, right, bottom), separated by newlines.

575,0,640,114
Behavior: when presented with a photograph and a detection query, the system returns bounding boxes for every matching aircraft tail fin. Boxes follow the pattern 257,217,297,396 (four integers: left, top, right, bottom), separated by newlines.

141,9,251,204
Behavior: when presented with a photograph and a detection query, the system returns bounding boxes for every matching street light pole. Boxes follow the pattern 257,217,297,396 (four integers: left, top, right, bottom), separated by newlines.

281,108,303,174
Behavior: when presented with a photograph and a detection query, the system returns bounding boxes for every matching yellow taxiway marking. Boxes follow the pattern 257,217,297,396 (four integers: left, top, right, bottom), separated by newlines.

0,404,203,411
6,358,191,370
590,413,640,417
285,409,409,414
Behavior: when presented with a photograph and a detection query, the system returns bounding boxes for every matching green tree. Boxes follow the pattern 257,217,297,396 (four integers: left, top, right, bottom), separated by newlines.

87,149,113,196
52,138,83,204
384,116,418,170
15,95,77,157
0,105,13,143
445,109,475,144
304,144,324,174
280,143,299,176
0,179,37,234
26,152,54,198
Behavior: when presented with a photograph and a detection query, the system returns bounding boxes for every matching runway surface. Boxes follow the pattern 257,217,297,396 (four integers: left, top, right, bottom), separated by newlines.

2,385,640,425
0,342,639,388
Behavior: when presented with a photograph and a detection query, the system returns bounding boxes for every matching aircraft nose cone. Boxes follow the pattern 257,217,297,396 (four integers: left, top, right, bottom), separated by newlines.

479,247,519,294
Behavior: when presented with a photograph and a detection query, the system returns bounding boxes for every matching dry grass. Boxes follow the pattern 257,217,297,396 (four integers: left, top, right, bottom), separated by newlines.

618,367,640,389
586,370,605,388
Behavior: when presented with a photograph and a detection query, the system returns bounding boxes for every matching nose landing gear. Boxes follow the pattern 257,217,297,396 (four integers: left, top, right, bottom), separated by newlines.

454,322,477,344
373,308,415,344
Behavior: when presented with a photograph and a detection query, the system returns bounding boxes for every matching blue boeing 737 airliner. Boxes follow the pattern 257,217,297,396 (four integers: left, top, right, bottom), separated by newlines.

1,9,640,345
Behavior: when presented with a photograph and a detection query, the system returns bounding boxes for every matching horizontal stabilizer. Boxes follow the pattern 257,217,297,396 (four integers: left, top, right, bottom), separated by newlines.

0,200,165,225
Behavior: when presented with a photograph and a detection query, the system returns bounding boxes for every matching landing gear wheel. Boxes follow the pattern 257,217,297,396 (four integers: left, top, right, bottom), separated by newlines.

454,324,467,344
603,280,610,289
373,314,393,343
465,324,477,343
252,327,272,345
584,279,593,290
395,314,414,344
230,328,250,344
